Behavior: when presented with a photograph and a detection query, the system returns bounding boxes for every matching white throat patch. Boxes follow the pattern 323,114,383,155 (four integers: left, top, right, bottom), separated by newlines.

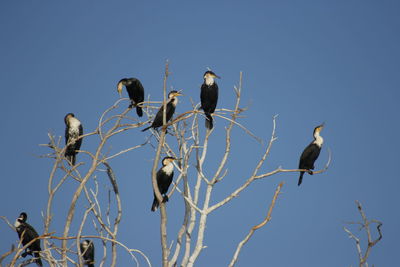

205,76,215,86
14,219,21,228
82,241,89,249
170,97,178,106
163,162,174,175
69,117,81,129
313,133,324,147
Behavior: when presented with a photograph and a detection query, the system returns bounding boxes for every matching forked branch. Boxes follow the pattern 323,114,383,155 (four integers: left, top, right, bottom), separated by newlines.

343,200,383,267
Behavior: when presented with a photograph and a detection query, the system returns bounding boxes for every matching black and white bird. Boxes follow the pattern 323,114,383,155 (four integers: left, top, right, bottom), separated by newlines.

80,240,95,267
298,124,324,186
64,113,83,165
200,70,220,129
151,157,177,212
14,212,43,267
142,91,183,132
117,78,145,117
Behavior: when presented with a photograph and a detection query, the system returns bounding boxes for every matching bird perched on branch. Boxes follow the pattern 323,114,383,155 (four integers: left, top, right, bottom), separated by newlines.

80,240,95,267
14,212,43,267
117,78,145,117
64,113,83,165
200,70,220,129
151,157,177,212
298,124,324,186
142,90,183,132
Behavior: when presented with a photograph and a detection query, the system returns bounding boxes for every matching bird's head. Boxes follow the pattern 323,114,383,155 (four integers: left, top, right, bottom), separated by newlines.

203,71,220,86
15,212,27,227
82,240,92,249
203,71,220,80
168,90,183,99
64,113,75,125
162,157,177,166
313,123,325,135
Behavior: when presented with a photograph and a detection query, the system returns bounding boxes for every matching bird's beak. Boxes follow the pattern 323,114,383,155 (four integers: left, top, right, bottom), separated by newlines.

174,91,184,96
213,74,221,79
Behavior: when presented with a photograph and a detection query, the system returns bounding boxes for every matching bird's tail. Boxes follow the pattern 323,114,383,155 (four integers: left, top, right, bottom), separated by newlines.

205,113,213,129
142,125,151,132
151,196,159,212
88,263,95,267
34,252,43,267
298,171,305,186
136,106,143,117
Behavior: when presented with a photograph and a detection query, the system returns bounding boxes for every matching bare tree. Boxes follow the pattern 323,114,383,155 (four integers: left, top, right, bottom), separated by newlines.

1,63,330,267
344,200,383,267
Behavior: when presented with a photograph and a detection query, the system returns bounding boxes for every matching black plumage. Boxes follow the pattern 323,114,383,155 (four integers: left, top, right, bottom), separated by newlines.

14,212,43,267
64,113,83,165
151,157,176,212
298,124,324,186
142,91,182,132
200,71,220,129
80,240,95,267
117,78,145,117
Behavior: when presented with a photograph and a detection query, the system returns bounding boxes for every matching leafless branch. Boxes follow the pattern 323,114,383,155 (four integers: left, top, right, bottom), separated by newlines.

229,182,284,267
344,200,383,267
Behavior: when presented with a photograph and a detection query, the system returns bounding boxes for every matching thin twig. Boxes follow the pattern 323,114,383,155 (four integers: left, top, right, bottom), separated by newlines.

229,182,284,267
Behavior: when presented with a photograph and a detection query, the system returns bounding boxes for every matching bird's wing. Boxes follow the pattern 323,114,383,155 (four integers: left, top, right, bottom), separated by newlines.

65,127,70,145
156,169,173,194
166,102,176,122
76,124,83,150
200,84,218,112
24,223,39,238
299,143,315,168
299,143,321,169
134,79,145,103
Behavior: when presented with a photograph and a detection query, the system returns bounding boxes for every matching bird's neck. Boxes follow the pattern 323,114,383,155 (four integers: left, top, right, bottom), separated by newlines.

163,163,174,175
313,132,324,147
68,117,81,128
14,219,21,228
205,76,215,86
170,97,178,106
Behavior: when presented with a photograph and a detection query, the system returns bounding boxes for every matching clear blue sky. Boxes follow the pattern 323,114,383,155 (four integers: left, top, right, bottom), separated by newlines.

1,1,399,266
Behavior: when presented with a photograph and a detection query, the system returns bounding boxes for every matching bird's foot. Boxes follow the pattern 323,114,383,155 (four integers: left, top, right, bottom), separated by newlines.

308,170,314,175
21,252,28,258
163,195,169,203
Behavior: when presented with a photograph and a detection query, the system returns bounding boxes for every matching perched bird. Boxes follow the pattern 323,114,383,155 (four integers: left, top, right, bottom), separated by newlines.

142,91,183,132
80,240,95,267
14,212,43,267
298,124,324,186
117,78,145,117
64,113,83,165
200,70,220,129
151,157,177,212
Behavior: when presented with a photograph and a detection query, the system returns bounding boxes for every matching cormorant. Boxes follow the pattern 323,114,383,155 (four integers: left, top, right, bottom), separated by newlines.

151,157,177,212
80,240,95,267
142,91,183,132
298,124,324,186
200,70,220,129
64,113,83,165
14,212,43,267
117,78,145,117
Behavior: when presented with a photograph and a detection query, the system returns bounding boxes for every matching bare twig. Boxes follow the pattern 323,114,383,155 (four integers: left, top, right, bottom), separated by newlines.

344,201,383,267
229,182,284,267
